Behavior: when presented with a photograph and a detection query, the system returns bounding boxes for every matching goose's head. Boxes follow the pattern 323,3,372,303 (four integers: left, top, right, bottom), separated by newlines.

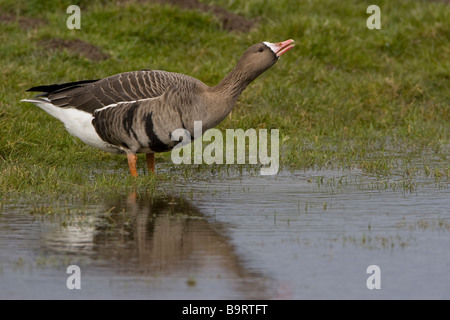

236,39,295,80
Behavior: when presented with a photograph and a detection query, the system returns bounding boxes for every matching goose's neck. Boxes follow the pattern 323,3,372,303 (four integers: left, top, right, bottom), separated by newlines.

201,61,260,130
212,62,256,106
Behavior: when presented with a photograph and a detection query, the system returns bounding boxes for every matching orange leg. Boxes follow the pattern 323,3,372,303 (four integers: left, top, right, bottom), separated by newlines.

146,153,155,174
127,191,138,203
127,153,138,177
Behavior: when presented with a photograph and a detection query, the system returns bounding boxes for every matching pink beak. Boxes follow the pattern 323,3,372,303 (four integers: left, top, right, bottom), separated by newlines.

274,39,295,57
264,39,295,58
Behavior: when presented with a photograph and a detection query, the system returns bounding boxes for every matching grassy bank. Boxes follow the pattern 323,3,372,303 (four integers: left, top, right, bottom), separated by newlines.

0,0,448,197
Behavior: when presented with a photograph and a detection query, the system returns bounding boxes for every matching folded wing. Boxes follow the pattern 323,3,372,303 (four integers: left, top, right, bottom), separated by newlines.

26,70,200,114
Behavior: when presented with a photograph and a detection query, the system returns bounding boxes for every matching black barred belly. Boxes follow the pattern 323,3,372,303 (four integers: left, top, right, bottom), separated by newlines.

92,102,172,154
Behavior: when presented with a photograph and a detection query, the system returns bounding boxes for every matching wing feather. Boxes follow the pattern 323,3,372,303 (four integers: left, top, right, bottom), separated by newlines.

26,70,203,114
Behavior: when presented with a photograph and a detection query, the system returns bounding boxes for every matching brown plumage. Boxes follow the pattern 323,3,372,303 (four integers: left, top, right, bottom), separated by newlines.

22,40,295,176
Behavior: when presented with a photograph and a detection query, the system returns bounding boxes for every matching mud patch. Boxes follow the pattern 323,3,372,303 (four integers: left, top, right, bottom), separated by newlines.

39,38,110,61
151,0,256,32
0,13,46,30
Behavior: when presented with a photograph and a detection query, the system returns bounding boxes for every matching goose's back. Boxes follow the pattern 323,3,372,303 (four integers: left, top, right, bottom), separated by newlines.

45,70,206,114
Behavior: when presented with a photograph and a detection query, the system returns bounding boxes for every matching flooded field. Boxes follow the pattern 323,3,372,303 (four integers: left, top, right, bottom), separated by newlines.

0,168,449,299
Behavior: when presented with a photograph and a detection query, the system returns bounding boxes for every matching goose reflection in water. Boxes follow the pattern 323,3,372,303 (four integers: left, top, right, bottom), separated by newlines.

42,192,273,299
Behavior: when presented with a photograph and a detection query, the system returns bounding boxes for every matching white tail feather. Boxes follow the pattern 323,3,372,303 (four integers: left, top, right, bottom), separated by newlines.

21,99,117,153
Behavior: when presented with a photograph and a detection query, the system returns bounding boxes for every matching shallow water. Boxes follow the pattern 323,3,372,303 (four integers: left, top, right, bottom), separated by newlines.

0,169,449,299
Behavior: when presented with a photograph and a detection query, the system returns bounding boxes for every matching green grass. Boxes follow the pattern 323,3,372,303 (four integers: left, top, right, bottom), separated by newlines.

0,0,448,198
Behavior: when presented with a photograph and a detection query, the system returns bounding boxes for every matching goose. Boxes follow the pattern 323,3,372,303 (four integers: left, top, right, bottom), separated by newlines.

22,39,294,176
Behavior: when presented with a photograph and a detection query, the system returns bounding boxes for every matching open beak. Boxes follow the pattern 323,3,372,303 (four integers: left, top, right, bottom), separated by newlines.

264,39,295,58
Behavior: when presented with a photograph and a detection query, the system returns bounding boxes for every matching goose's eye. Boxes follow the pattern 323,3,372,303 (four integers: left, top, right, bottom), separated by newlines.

258,47,264,52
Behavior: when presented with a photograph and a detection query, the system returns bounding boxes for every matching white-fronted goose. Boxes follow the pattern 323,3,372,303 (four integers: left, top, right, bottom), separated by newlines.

22,39,294,176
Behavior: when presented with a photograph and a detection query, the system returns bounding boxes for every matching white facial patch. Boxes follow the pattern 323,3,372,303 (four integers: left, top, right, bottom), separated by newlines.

263,41,279,56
